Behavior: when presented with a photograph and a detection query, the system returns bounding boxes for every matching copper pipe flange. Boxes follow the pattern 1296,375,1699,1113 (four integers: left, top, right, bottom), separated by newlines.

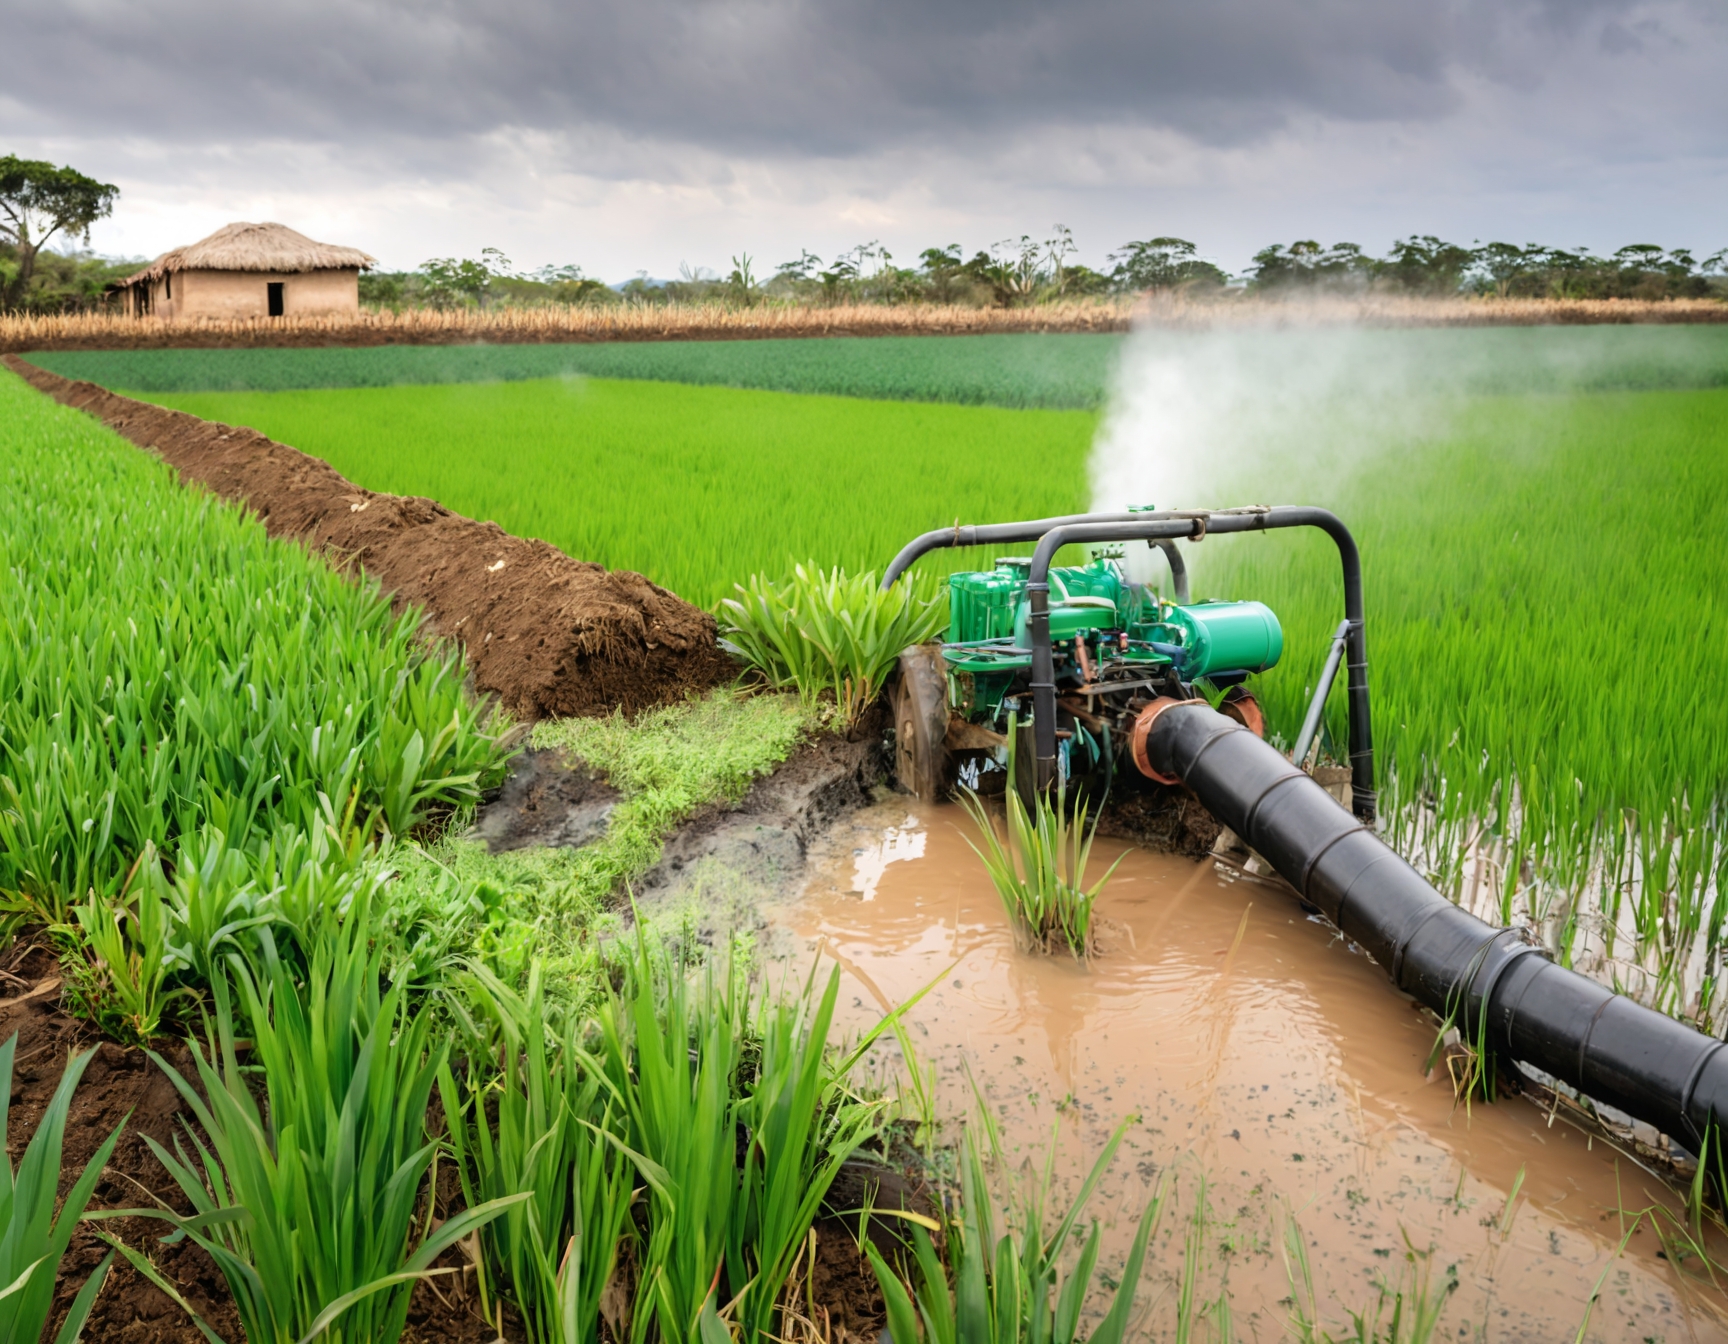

1129,696,1209,783
1219,688,1266,739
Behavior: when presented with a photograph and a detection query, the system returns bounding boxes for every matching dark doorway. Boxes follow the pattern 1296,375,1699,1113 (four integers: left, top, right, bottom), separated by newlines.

267,282,285,317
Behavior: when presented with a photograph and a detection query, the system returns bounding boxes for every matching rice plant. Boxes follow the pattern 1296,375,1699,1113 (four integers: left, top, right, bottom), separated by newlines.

1282,1217,1457,1344
128,894,525,1344
0,369,509,934
438,962,633,1344
438,932,904,1344
719,565,947,728
63,851,195,1046
863,1109,1163,1344
0,1035,124,1344
959,724,1125,957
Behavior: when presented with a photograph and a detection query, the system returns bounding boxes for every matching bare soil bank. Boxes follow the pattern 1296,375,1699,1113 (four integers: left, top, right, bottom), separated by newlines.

5,354,732,721
4,295,1723,354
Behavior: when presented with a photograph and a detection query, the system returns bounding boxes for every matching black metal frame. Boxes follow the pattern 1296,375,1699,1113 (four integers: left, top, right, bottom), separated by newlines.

882,506,1376,821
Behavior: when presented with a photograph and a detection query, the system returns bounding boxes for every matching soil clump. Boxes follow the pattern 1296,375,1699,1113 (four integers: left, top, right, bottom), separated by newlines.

4,354,733,721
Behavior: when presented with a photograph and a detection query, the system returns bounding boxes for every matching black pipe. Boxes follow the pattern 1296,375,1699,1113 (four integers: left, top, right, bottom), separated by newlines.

881,509,1189,590
1025,508,1376,820
1154,540,1190,604
1146,701,1728,1152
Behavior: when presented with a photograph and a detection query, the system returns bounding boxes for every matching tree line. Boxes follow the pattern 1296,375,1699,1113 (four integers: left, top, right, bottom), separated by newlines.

363,231,1728,312
3,153,1725,313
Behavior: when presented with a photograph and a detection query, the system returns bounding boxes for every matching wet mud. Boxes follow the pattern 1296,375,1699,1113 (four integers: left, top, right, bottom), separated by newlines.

4,354,733,721
782,800,1728,1342
475,747,622,851
627,732,887,937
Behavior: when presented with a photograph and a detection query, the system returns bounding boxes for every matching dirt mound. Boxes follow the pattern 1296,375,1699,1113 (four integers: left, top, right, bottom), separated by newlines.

5,354,733,721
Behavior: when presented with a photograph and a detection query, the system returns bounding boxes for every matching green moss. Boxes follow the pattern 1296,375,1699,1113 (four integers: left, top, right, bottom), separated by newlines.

384,688,821,1000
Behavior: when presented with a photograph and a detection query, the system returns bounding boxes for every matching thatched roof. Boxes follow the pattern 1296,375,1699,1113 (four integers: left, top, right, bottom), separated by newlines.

118,222,376,285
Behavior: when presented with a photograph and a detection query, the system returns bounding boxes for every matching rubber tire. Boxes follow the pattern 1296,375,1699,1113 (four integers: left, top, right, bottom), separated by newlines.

892,645,949,802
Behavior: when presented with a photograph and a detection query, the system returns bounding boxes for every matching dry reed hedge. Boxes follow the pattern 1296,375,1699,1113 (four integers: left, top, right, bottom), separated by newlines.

4,294,1723,353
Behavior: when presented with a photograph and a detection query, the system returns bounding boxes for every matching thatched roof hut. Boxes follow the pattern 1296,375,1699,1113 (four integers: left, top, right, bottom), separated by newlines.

114,222,377,320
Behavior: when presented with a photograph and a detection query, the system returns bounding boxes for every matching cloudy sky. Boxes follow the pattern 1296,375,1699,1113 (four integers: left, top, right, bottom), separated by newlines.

4,0,1724,279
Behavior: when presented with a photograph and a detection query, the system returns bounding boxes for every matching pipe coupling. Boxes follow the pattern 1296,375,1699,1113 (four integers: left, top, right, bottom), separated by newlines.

1129,696,1208,783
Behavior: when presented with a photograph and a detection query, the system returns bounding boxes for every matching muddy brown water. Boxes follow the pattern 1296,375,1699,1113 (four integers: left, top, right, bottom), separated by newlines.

780,800,1728,1343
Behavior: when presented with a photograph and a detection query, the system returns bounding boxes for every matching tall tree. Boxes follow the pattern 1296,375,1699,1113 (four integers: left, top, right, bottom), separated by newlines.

1108,237,1226,293
0,155,119,311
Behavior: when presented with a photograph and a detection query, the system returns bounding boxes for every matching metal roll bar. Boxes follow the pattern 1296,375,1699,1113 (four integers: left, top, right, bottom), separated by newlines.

880,506,1375,821
1020,508,1373,820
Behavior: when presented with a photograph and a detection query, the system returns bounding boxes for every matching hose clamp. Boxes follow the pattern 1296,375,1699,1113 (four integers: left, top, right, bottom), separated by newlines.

1128,696,1207,784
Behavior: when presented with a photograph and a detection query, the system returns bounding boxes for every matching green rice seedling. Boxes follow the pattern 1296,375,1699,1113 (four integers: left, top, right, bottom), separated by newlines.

37,324,1728,407
724,960,894,1344
0,369,509,936
592,932,743,1344
959,725,1125,957
36,333,1127,409
129,894,526,1344
438,961,633,1344
1282,1217,1456,1344
719,565,947,728
0,1034,124,1344
65,853,195,1047
863,1109,1163,1344
581,930,914,1344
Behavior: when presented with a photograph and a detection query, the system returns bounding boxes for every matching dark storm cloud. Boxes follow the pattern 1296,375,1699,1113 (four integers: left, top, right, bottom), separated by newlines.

4,0,1704,158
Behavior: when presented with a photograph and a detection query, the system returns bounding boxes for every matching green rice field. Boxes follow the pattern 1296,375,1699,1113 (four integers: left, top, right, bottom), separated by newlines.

29,333,1125,409
36,325,1728,1026
28,321,1728,407
1204,386,1728,1022
127,377,1096,608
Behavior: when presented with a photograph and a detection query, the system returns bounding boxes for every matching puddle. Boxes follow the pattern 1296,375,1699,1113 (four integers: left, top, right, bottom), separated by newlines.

779,799,1728,1342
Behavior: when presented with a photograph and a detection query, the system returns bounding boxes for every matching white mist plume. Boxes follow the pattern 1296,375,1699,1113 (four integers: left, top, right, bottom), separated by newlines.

1091,325,1447,517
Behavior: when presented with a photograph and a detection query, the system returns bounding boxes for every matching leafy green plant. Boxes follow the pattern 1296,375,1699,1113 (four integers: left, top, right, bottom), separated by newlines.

959,723,1125,957
564,930,913,1344
64,851,194,1046
718,565,946,729
725,960,894,1344
126,897,525,1344
0,1034,124,1344
863,1110,1163,1344
593,933,743,1344
439,962,633,1344
0,371,510,933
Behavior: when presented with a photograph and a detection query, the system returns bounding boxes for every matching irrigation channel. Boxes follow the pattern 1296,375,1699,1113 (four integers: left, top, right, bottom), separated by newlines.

778,799,1727,1341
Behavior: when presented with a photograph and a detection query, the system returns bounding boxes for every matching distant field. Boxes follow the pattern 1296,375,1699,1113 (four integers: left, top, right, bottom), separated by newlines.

31,323,1728,408
36,334,1125,409
137,376,1097,606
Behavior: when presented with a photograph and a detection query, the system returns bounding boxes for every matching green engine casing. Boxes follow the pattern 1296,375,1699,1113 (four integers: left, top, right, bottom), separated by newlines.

946,558,1281,680
1153,600,1284,677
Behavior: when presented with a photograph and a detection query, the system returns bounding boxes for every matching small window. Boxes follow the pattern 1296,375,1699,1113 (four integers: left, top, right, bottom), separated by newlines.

267,282,285,317
165,272,172,300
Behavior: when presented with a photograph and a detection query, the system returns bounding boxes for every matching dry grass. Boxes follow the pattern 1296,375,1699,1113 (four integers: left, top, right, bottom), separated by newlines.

5,294,1722,353
0,301,1131,352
